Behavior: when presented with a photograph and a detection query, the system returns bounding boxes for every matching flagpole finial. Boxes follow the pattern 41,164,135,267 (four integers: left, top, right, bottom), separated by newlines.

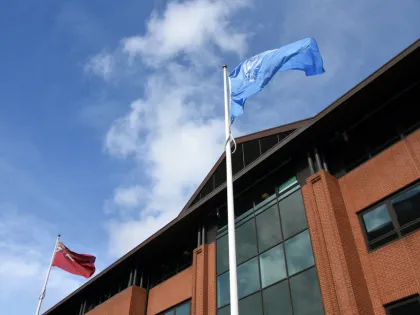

58,234,61,238
222,65,227,68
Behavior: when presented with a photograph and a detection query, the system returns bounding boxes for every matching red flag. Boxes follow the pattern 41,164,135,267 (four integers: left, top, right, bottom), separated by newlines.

52,242,96,278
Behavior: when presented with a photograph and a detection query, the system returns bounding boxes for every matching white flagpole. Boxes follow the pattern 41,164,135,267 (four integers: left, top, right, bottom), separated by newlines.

35,234,60,315
222,65,239,315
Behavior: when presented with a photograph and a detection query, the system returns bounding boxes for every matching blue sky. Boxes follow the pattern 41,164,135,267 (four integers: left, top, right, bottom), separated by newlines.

0,0,418,314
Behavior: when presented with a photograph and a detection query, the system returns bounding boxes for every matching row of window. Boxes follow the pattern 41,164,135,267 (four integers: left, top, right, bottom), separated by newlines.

159,181,419,315
217,229,315,306
159,300,190,315
216,181,324,315
360,182,420,250
217,184,309,274
217,267,323,315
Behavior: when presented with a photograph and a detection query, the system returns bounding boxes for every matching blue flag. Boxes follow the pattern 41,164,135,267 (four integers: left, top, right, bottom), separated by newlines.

229,38,325,122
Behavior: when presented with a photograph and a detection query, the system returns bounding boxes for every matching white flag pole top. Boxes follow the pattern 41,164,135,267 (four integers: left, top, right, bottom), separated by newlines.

35,234,61,315
223,65,239,315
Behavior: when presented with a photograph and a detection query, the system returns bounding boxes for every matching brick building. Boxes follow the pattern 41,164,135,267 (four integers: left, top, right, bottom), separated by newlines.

44,39,420,315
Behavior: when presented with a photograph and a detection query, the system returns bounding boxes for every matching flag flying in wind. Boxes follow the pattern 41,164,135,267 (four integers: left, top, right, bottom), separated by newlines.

229,37,325,122
52,242,96,278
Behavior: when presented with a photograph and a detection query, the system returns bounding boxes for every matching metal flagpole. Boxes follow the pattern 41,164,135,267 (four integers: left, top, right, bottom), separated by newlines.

35,234,60,315
222,65,239,315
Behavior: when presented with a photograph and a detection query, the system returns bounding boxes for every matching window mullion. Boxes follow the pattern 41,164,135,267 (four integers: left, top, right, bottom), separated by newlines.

386,199,402,237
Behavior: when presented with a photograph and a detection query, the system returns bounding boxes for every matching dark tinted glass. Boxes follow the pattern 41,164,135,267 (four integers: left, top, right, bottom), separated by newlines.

290,268,324,315
176,302,190,315
164,311,174,315
392,186,420,227
239,292,263,315
217,235,229,274
280,190,308,239
236,219,258,264
278,177,298,194
217,272,230,308
256,203,282,252
237,257,260,298
262,280,292,315
259,244,287,287
217,306,230,315
369,232,398,250
285,230,315,276
362,205,395,242
388,298,420,315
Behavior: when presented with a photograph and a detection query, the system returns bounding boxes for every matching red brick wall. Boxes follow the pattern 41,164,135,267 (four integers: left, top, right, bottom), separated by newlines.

146,244,216,315
131,286,147,315
191,243,217,315
206,243,217,315
147,267,193,315
192,246,207,315
302,130,420,315
85,286,146,315
303,173,363,315
339,130,420,314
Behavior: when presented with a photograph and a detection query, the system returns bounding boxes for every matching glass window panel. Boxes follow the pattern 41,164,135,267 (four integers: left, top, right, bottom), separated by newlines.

256,203,282,252
290,268,324,315
255,194,277,214
362,205,395,242
237,257,260,298
217,235,229,274
280,190,308,239
262,280,292,315
259,244,287,288
369,232,398,250
285,230,315,276
278,177,298,194
388,298,420,315
239,292,263,315
392,185,420,227
217,305,230,315
176,302,190,315
217,272,230,308
164,311,174,315
236,219,258,264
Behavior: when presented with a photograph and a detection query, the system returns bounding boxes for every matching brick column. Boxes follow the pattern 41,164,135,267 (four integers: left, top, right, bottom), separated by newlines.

302,171,374,315
191,243,217,315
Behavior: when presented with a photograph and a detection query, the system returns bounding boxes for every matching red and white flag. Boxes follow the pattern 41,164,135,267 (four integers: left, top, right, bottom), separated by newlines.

52,242,96,278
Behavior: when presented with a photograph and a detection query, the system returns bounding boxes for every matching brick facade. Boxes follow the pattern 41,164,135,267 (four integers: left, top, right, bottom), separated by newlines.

85,286,147,315
147,267,193,315
84,130,420,315
191,243,217,315
302,130,420,315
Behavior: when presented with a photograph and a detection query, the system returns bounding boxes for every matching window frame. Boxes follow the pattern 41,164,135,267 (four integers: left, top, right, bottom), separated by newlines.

385,295,420,315
359,181,420,251
157,300,191,315
216,180,324,315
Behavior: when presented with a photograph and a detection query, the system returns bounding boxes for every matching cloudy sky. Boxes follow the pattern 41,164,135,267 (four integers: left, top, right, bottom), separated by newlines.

0,0,419,314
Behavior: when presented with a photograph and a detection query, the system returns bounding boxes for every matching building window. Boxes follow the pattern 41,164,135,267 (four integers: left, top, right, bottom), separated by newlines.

216,178,324,315
360,182,420,250
158,300,191,315
385,295,420,315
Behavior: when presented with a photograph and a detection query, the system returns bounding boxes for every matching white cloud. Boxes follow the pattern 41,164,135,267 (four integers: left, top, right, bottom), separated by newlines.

92,0,420,258
94,0,250,257
105,99,148,158
84,52,114,80
114,185,147,208
104,64,228,256
121,0,249,65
